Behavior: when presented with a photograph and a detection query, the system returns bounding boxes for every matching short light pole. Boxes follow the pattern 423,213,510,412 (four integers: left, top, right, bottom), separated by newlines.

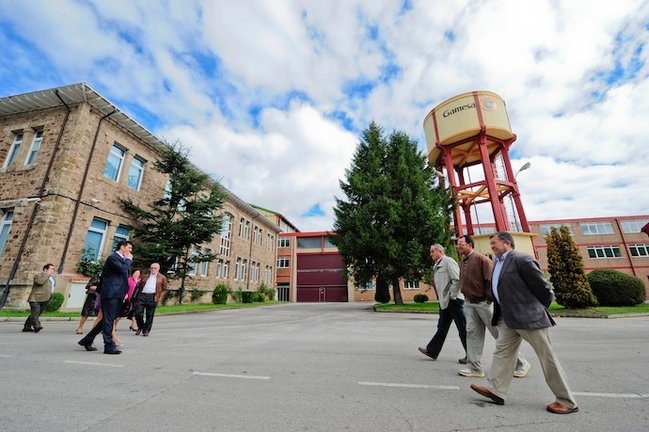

511,162,531,231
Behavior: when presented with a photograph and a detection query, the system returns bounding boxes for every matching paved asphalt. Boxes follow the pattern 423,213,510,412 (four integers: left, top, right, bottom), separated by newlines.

1,303,648,432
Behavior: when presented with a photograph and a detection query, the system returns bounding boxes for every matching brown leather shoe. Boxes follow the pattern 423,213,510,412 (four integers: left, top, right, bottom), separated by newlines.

470,384,504,405
417,347,437,360
546,402,579,414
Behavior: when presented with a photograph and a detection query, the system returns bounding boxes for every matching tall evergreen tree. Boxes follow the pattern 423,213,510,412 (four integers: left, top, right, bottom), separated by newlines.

121,142,224,303
546,225,597,308
332,122,453,304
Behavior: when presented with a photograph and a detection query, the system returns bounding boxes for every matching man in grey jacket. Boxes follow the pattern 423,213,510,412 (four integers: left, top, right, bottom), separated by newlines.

470,232,578,414
418,244,467,363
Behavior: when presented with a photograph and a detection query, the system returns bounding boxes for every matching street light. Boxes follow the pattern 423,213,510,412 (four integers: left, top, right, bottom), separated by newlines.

511,162,531,231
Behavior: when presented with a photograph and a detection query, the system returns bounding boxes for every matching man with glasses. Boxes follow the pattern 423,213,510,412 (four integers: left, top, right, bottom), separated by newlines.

134,263,167,336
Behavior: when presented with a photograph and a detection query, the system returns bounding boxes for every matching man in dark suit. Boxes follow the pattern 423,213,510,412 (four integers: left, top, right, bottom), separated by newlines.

470,232,578,414
78,240,133,354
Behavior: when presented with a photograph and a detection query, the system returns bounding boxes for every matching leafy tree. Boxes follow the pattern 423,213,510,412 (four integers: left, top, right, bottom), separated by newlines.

546,226,597,308
332,122,454,304
121,142,224,303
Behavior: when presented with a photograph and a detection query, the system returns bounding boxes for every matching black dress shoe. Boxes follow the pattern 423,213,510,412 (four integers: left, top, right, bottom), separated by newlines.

142,331,149,337
135,329,142,336
418,347,437,360
78,341,97,351
104,349,122,355
34,327,43,333
458,356,467,364
22,328,34,332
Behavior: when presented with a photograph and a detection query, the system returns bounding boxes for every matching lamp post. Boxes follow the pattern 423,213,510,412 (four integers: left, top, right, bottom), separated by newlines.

511,162,531,231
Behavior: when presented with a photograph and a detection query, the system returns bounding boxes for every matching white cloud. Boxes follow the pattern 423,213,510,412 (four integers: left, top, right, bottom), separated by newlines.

1,0,648,232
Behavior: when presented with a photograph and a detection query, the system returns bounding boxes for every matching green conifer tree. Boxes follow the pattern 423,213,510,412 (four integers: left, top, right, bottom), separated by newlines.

546,225,597,308
332,122,453,304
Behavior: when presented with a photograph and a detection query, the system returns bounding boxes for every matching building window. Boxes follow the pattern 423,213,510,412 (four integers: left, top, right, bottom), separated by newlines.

404,280,420,290
277,257,290,268
620,219,649,233
222,260,229,279
278,237,290,248
324,236,336,248
297,237,321,248
629,244,649,257
104,144,125,181
127,156,145,190
265,266,273,284
111,225,130,250
4,132,23,168
0,210,14,255
540,224,573,236
25,130,43,165
215,259,223,278
200,248,210,277
242,259,248,281
82,218,108,260
187,246,199,276
580,222,614,235
356,281,374,291
239,218,250,238
253,226,262,245
234,257,242,280
586,245,622,259
219,213,232,256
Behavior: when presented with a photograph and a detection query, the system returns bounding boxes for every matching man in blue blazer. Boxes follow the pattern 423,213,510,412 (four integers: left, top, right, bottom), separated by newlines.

78,240,133,354
470,232,578,414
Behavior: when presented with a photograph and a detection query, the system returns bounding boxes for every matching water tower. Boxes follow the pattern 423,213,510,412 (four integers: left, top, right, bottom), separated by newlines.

423,90,535,254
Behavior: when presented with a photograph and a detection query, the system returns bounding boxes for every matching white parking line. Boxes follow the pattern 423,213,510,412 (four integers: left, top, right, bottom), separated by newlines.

573,391,649,399
64,360,124,368
192,372,271,380
358,381,460,390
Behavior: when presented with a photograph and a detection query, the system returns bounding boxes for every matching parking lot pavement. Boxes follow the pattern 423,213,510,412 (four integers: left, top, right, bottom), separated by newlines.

1,302,648,432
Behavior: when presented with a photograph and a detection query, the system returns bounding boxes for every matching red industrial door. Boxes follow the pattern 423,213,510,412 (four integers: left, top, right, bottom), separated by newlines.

296,254,347,302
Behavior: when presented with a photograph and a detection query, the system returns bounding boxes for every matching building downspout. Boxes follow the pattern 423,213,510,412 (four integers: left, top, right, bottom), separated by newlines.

614,218,636,276
57,108,116,273
0,91,71,308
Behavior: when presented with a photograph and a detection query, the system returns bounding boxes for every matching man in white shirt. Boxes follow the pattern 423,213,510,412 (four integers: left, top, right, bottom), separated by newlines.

134,263,167,336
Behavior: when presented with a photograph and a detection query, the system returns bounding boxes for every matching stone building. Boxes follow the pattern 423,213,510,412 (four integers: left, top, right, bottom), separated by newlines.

0,83,279,310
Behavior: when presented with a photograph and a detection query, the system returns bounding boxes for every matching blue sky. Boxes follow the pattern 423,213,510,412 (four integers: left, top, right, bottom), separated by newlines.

1,0,648,231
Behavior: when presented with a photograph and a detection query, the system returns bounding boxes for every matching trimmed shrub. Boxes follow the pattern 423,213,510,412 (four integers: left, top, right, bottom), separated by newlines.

241,291,253,303
251,291,266,302
258,283,275,301
413,293,429,303
46,292,64,312
212,284,229,304
587,269,646,306
374,290,390,303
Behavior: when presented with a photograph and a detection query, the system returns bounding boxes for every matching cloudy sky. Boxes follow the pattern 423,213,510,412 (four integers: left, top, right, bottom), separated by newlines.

1,0,648,231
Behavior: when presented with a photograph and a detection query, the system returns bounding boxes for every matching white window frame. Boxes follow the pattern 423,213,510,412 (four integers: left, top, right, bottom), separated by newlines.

587,245,622,259
620,220,649,234
83,218,109,260
200,248,210,277
220,213,232,256
404,280,420,290
0,209,14,255
222,260,229,279
277,257,290,268
234,257,242,280
25,130,43,165
104,143,126,181
540,224,574,236
278,237,290,248
629,243,649,257
127,156,145,190
4,132,23,168
111,225,130,250
580,222,614,235
215,259,223,278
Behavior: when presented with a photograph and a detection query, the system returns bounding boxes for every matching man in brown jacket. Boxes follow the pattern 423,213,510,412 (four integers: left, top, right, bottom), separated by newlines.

23,263,56,333
134,263,167,336
456,235,529,378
